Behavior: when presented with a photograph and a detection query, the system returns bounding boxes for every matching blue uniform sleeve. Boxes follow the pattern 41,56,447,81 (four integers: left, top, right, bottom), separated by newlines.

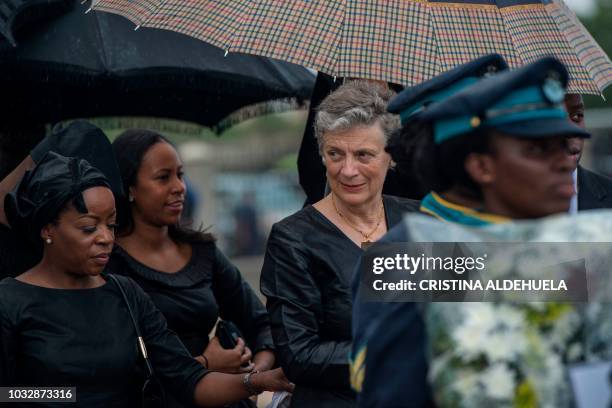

351,222,410,333
351,222,434,406
353,302,433,407
351,223,410,370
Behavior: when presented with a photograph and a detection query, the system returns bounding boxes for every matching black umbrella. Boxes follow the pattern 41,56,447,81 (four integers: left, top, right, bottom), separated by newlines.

0,0,72,47
0,0,315,130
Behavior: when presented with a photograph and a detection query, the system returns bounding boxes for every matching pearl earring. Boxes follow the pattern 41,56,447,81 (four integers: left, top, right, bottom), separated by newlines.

45,238,52,244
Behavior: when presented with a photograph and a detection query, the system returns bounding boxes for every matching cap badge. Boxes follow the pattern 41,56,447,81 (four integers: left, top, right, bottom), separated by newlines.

542,77,564,104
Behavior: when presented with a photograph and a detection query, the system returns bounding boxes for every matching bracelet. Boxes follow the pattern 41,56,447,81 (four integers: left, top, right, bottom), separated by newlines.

243,370,262,396
201,354,209,369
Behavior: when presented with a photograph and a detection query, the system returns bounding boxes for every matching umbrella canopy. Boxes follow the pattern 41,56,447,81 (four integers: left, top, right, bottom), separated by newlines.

0,0,315,130
93,0,612,94
0,0,72,47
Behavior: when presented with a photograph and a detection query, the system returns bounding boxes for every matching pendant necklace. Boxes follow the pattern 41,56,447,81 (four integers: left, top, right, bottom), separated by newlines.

331,194,384,249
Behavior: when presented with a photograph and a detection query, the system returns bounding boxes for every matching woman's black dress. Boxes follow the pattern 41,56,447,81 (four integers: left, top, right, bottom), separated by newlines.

106,240,274,408
260,195,419,408
0,274,208,407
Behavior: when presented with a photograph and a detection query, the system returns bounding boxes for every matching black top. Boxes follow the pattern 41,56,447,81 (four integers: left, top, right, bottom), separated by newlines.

106,241,273,358
260,195,420,408
0,275,208,408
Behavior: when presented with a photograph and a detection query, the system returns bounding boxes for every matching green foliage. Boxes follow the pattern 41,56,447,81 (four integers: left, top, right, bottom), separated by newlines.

275,153,299,170
85,111,307,145
514,380,538,408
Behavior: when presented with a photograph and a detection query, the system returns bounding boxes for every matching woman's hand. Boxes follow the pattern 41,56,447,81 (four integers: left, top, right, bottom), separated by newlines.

193,367,293,407
252,350,275,372
202,337,254,373
250,368,295,393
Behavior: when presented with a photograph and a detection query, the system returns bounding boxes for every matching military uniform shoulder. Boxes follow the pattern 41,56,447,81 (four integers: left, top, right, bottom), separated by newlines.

379,222,409,244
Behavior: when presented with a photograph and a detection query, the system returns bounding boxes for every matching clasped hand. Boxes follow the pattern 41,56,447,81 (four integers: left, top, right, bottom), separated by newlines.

198,337,254,373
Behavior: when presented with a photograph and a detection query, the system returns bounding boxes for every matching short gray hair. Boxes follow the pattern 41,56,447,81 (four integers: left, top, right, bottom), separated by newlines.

314,80,399,153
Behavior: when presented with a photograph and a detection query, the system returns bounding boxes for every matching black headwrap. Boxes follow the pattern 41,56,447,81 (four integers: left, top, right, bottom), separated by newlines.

4,152,111,243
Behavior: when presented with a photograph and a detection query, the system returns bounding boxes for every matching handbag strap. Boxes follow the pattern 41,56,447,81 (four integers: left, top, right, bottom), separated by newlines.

107,274,155,378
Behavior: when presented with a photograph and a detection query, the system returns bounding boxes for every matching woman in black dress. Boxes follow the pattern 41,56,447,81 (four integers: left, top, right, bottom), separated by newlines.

260,81,420,408
106,129,275,407
0,152,293,407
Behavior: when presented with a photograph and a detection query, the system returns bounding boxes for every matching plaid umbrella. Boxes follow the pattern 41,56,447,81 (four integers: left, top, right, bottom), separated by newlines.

92,0,612,94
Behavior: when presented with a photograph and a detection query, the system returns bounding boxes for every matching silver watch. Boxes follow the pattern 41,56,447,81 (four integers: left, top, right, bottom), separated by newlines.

243,370,262,396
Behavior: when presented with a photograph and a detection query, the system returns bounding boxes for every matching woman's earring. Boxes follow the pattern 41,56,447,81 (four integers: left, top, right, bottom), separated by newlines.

128,194,134,203
45,237,52,244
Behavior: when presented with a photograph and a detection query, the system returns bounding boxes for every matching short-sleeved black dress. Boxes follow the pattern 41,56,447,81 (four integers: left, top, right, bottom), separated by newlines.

106,240,274,408
0,274,208,407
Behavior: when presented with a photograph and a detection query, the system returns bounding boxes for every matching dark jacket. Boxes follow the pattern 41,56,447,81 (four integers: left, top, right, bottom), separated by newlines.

260,195,419,408
578,165,612,210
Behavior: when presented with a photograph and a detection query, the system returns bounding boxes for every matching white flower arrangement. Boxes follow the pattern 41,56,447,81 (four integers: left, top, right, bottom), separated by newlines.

481,364,515,400
428,302,580,407
402,211,612,407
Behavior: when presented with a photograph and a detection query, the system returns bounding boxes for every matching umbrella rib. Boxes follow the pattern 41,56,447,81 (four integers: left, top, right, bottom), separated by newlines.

134,0,164,29
551,0,612,94
89,2,109,74
427,2,444,81
496,2,527,68
540,1,600,93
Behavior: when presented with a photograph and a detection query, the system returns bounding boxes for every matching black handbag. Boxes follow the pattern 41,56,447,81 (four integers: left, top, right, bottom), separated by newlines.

108,274,167,408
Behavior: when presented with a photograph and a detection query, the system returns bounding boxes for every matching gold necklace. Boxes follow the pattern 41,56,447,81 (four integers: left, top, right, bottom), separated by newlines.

331,194,384,244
